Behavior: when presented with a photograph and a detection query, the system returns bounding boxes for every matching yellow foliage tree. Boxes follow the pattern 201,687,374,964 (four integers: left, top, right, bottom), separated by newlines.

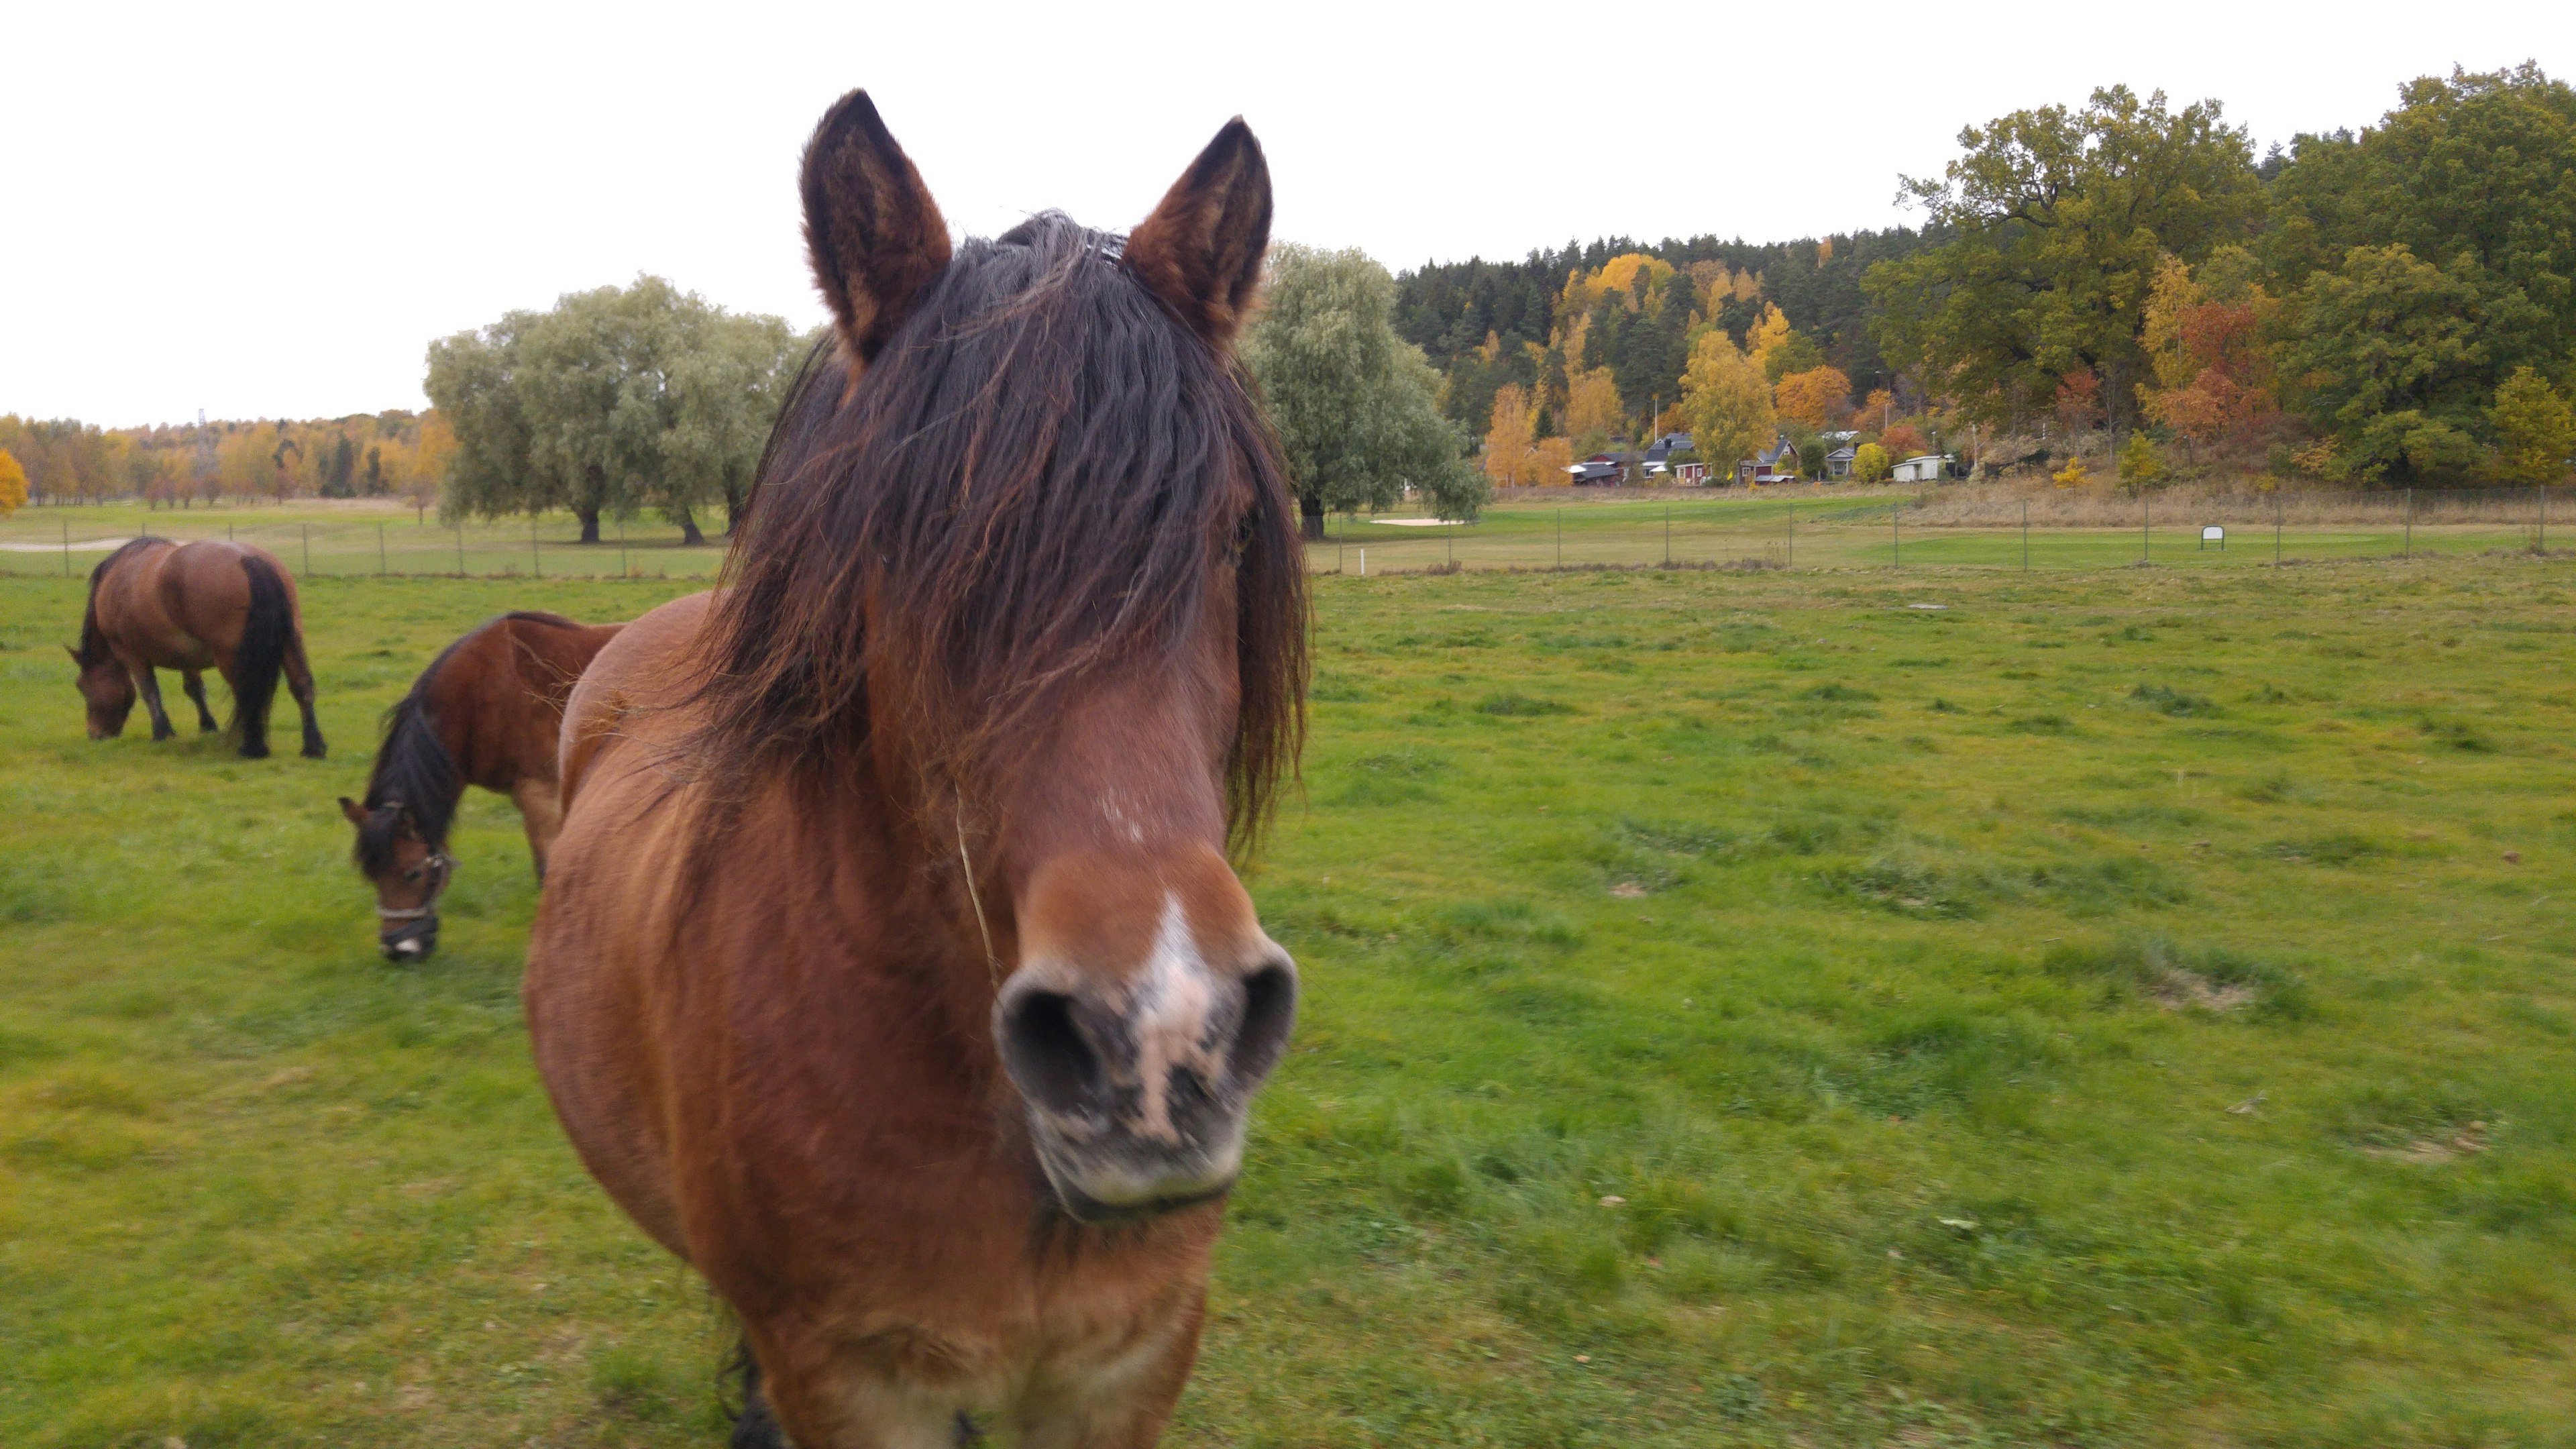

0,447,25,517
1774,366,1854,430
1482,384,1545,488
1680,331,1775,476
1746,304,1794,372
1532,436,1575,486
1564,368,1625,451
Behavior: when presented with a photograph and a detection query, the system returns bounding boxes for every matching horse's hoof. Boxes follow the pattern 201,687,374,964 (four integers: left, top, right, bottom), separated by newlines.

239,743,270,759
303,745,327,760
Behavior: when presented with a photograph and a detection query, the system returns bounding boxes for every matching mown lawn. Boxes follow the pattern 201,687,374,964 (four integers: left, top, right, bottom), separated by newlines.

3,556,2573,1446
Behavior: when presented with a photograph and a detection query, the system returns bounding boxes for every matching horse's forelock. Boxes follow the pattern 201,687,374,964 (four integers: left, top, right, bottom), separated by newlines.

693,212,1305,848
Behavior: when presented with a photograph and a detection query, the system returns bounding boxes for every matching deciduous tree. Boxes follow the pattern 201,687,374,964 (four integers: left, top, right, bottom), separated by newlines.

1680,331,1775,476
1866,86,2262,431
1242,245,1484,535
2116,431,2167,494
1774,365,1854,430
1852,442,1891,482
1562,367,1625,453
0,448,25,516
425,276,802,540
2488,367,2576,486
2277,244,2518,480
1482,383,1544,488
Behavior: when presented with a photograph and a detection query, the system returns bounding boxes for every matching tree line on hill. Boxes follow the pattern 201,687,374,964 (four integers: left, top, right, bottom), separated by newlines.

0,411,453,513
1396,64,2576,490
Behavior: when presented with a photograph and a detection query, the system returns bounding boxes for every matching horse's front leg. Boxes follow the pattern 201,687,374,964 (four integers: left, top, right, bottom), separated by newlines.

180,669,219,733
284,636,325,759
133,667,176,741
511,776,564,881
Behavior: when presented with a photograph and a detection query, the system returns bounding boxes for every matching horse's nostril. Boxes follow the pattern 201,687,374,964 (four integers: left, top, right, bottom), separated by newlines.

999,988,1102,1116
1229,959,1298,1089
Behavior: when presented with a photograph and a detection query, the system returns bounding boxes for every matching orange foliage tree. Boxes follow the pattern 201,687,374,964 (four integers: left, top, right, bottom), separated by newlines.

1773,366,1854,430
2140,250,2280,451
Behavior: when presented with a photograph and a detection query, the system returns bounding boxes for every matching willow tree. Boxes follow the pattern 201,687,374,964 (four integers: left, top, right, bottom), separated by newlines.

425,277,802,542
1241,245,1484,537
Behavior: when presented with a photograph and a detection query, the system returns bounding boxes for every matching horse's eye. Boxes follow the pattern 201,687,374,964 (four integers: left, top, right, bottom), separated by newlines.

1227,512,1255,562
405,867,424,882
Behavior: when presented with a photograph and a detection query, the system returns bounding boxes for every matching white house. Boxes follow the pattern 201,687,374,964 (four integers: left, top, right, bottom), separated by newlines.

1890,453,1950,484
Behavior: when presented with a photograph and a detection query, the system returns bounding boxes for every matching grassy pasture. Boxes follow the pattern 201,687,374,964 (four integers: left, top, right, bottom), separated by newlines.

3,555,2574,1446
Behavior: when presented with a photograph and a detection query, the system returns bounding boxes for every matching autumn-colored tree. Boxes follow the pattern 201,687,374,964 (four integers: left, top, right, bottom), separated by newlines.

1746,304,1794,372
1532,436,1575,486
2053,457,2093,488
2054,369,2103,435
2489,368,2576,485
2116,431,2167,494
1774,366,1854,430
1878,423,1929,460
1852,442,1891,482
1563,367,1625,453
1868,86,2262,431
2140,250,2280,451
1680,331,1775,475
1860,388,1896,431
0,448,26,516
1482,384,1546,488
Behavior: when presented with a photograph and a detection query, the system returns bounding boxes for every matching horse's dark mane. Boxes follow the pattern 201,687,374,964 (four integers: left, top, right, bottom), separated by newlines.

356,619,493,870
692,212,1307,851
76,538,168,665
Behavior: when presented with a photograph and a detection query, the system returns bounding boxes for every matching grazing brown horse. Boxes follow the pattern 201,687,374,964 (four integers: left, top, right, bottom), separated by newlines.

526,93,1305,1448
336,611,623,962
70,537,324,759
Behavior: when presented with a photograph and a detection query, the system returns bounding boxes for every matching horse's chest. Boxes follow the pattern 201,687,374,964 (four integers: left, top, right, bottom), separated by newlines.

817,1226,1213,1421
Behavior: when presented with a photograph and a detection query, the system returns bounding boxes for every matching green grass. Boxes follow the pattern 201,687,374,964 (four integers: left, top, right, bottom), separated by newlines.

4,555,2575,1446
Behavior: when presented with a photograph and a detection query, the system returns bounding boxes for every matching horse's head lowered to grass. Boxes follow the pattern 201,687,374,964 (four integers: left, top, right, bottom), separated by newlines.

688,92,1309,1223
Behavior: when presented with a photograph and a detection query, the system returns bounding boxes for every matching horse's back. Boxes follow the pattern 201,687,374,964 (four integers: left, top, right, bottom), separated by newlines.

557,592,712,805
96,539,297,666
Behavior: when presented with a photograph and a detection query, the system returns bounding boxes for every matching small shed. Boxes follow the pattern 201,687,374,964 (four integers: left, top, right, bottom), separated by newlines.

1891,453,1949,484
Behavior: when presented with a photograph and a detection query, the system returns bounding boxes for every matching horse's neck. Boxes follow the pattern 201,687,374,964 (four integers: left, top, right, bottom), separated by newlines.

733,765,1002,1073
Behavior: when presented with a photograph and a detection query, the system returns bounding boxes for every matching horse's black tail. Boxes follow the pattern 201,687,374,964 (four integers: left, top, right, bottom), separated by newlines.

231,552,294,759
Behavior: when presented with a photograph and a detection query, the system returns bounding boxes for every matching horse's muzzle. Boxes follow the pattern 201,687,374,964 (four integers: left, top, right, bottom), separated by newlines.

996,948,1297,1224
380,915,439,962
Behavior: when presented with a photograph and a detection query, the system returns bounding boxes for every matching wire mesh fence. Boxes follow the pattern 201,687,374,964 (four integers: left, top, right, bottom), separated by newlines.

1305,484,2564,576
0,508,730,580
0,486,2563,582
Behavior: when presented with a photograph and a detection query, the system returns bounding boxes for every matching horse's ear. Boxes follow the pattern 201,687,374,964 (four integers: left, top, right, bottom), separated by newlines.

800,89,950,365
338,796,368,826
1125,118,1273,345
66,646,81,665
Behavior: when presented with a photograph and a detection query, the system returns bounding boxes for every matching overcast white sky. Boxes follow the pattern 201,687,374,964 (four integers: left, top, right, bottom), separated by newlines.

3,1,2566,425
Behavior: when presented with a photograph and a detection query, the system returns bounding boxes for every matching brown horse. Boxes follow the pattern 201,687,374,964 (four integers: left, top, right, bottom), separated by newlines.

70,537,324,759
336,611,623,962
526,93,1305,1448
